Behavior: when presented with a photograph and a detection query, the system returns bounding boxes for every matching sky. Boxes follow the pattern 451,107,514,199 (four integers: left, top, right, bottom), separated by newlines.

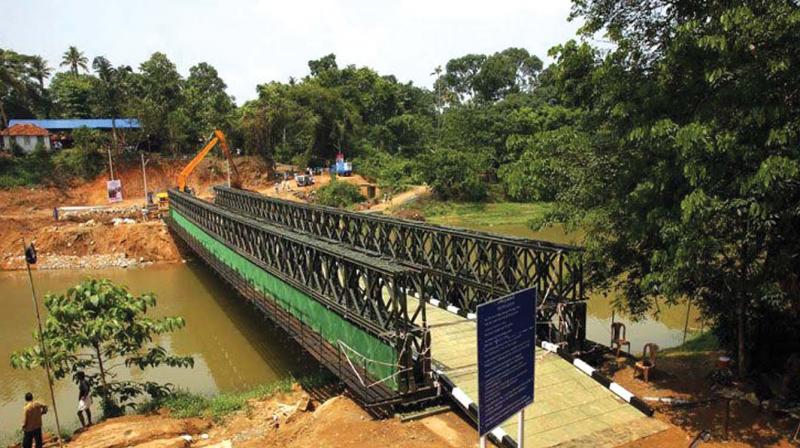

1,0,583,104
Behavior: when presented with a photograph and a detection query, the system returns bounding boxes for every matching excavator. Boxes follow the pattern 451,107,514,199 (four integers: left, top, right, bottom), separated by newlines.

156,129,242,213
178,129,242,192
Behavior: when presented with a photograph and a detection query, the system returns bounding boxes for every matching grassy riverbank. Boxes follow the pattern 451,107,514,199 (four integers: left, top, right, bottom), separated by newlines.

395,199,580,243
139,374,332,421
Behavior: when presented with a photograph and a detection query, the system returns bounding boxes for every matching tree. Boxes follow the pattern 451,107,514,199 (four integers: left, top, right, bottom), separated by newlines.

316,177,365,207
11,278,194,414
134,52,185,151
49,72,98,118
0,48,36,126
419,147,489,201
27,56,51,89
547,0,800,375
92,56,134,147
183,62,235,142
61,46,89,75
472,48,543,102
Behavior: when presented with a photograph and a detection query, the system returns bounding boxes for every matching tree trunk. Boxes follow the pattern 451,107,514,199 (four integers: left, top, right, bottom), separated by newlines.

0,100,7,129
94,344,111,402
737,295,747,377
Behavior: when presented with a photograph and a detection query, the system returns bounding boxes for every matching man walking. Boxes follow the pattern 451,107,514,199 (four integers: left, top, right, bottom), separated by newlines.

22,392,47,448
76,371,92,428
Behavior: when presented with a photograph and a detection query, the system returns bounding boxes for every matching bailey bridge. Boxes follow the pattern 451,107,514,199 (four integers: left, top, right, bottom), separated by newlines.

166,187,667,448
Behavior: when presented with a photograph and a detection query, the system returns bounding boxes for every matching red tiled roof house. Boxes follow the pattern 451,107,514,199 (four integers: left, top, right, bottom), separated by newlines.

1,123,51,154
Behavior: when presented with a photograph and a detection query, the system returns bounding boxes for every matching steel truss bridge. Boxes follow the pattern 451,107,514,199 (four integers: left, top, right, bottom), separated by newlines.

167,187,586,414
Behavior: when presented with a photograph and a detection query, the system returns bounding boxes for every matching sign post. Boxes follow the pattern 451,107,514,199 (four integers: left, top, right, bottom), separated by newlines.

477,288,537,447
22,241,64,448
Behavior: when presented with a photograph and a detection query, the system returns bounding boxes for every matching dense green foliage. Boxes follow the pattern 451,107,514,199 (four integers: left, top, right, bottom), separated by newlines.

419,147,488,201
10,279,194,415
0,145,52,187
316,177,365,208
536,0,800,375
3,0,800,376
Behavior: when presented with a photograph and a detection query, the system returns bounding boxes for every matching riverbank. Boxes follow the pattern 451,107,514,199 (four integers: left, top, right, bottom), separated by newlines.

609,334,797,447
0,155,275,271
3,380,479,448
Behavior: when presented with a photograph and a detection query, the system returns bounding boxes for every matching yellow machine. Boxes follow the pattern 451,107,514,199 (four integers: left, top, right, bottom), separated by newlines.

156,130,242,215
177,129,242,192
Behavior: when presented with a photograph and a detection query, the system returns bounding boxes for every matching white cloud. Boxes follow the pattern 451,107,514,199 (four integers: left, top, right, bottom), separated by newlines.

1,0,581,104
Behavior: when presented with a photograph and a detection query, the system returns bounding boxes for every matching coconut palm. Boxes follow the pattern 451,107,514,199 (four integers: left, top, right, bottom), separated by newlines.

60,46,88,75
27,56,51,88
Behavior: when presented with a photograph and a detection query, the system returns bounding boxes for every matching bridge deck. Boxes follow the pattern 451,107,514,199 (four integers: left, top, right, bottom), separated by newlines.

417,298,668,448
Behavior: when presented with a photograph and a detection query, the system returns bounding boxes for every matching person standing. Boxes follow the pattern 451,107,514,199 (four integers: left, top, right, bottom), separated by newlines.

22,392,48,448
76,371,92,428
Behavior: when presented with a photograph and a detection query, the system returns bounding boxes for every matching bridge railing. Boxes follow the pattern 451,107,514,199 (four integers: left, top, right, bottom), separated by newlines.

169,190,430,393
214,186,586,348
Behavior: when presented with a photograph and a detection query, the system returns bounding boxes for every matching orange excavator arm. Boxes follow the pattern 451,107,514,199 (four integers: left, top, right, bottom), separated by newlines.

177,130,242,192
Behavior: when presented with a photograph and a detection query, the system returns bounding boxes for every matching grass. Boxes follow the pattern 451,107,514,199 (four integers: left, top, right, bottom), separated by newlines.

663,331,720,357
402,199,553,229
138,374,333,421
0,429,21,447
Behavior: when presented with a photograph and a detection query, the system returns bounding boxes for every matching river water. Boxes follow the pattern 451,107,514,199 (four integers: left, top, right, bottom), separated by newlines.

0,262,308,440
0,222,702,439
442,221,704,356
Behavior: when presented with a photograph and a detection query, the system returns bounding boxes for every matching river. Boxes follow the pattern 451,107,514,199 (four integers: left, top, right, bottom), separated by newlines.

0,262,309,440
426,219,705,356
0,220,703,439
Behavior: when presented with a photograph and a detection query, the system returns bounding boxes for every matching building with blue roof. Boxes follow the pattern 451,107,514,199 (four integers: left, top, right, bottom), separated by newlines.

8,118,141,130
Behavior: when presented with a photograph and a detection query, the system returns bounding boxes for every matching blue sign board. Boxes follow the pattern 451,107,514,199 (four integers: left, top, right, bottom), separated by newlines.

477,288,536,436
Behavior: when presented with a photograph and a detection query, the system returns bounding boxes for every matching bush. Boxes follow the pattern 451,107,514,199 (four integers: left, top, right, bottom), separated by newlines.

418,148,488,201
52,146,104,180
72,127,108,149
316,178,365,207
0,146,54,187
354,148,416,194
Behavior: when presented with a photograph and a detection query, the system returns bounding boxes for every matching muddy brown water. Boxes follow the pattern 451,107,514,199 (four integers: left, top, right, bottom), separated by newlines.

0,262,309,439
0,222,702,439
435,221,705,357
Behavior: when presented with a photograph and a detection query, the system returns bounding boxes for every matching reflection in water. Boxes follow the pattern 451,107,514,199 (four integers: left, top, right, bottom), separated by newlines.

0,216,707,439
0,263,308,437
428,219,705,354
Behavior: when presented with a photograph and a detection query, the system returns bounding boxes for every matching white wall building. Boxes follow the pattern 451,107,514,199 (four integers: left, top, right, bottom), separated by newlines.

1,123,51,154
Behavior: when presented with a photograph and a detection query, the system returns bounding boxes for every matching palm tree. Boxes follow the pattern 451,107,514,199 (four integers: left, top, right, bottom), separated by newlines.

60,46,88,75
0,49,31,127
92,56,113,81
27,56,51,89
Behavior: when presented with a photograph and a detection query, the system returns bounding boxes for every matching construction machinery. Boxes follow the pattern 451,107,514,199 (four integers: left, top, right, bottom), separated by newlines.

177,129,242,192
331,151,353,176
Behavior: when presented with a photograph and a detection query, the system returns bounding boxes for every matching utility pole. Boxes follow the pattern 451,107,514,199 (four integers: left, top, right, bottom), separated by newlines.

141,152,150,205
683,300,692,344
107,148,115,180
22,240,64,448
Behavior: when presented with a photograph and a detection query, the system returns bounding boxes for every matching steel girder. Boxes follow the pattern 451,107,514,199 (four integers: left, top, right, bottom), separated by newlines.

168,190,430,390
214,186,587,349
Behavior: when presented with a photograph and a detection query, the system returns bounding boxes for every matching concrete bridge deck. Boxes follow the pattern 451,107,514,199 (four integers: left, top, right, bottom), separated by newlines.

417,297,668,448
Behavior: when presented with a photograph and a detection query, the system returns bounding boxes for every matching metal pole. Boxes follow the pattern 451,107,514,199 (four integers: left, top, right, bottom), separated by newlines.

683,300,692,344
518,409,525,448
226,159,231,188
610,310,615,346
141,152,149,205
22,241,64,448
107,148,115,180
